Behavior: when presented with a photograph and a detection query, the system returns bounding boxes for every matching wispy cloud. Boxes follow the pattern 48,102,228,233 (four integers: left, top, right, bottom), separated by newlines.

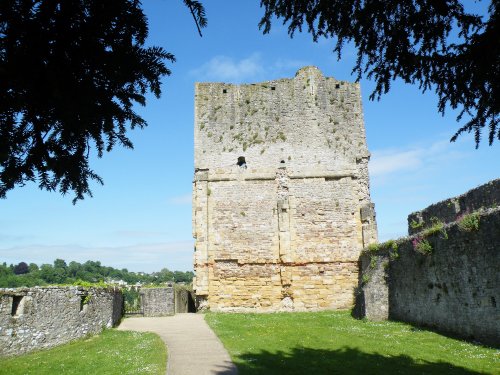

190,53,309,83
113,230,168,238
273,58,310,71
369,138,473,242
370,149,422,178
369,139,467,184
0,241,194,272
0,233,38,242
190,53,265,82
167,193,192,205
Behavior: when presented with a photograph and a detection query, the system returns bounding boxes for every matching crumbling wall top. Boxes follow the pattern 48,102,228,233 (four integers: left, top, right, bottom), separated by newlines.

194,66,369,174
408,179,500,235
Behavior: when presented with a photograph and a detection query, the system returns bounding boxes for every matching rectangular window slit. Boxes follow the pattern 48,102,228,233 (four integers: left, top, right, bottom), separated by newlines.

223,89,227,94
271,86,276,90
80,295,87,311
11,296,23,316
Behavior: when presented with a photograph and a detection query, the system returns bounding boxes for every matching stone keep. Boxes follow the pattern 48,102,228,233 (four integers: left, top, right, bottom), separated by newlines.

193,66,377,312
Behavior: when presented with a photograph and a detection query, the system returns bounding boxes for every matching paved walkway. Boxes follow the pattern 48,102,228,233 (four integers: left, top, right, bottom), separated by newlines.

117,314,238,375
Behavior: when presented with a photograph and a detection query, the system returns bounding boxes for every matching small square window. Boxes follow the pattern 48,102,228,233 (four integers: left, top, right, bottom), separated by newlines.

237,156,247,168
223,89,227,94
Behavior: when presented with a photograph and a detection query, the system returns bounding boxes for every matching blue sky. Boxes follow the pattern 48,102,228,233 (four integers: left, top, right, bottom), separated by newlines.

1,1,498,272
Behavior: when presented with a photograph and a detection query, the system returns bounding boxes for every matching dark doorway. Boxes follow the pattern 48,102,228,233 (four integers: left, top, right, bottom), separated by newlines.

175,288,197,313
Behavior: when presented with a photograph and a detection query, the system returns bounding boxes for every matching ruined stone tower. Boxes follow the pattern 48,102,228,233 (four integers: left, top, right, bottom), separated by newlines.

193,66,377,312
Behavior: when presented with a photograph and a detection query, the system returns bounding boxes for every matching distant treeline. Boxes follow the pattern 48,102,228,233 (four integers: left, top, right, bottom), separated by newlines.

0,259,194,288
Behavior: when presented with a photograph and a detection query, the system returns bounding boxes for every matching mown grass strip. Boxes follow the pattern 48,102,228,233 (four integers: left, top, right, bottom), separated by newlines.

206,310,499,375
0,329,166,375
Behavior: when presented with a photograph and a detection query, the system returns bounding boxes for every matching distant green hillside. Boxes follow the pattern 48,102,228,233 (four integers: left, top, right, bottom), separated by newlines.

0,259,193,288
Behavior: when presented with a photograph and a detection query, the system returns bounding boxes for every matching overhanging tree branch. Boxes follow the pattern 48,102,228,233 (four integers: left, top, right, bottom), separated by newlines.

184,0,208,37
259,0,499,147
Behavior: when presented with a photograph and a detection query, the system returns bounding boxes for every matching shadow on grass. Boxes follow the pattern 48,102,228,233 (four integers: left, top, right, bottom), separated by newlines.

231,346,484,375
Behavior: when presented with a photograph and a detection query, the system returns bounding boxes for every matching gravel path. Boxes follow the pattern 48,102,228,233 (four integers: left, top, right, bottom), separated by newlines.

117,314,238,375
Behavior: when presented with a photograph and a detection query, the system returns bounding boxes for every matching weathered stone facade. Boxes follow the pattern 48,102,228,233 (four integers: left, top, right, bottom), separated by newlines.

356,180,500,347
0,286,123,357
142,287,174,317
193,67,377,312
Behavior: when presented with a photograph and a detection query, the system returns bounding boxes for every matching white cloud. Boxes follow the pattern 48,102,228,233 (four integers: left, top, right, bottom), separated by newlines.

112,230,168,238
368,138,474,242
190,53,265,82
0,233,38,242
370,149,422,177
190,53,311,83
369,139,466,183
167,193,192,205
273,58,310,71
0,241,194,272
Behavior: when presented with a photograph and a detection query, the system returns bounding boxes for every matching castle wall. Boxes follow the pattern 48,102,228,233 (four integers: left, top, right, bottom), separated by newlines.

356,182,500,347
193,67,377,312
0,286,123,357
408,179,500,235
142,287,174,317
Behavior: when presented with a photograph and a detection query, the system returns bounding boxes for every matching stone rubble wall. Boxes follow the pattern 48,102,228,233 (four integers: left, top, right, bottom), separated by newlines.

142,287,174,317
193,67,377,311
408,178,500,235
356,182,500,347
0,286,123,357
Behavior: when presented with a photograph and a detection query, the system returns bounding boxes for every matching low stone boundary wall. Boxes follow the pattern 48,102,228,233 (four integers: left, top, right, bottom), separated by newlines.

0,286,123,357
356,206,500,347
142,287,174,317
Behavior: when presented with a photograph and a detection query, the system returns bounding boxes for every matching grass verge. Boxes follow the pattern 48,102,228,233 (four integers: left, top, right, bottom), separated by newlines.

0,329,166,375
206,310,499,375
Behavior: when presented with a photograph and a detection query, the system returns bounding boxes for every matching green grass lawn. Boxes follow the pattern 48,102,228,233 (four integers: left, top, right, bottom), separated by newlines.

0,329,166,375
206,311,499,375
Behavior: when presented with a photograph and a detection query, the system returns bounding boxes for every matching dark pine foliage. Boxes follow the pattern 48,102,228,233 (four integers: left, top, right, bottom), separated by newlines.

13,261,29,275
183,0,208,37
0,0,175,202
259,0,499,147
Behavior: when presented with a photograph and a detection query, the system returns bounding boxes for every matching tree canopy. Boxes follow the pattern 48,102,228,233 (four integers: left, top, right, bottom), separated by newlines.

13,261,29,275
259,0,499,147
0,258,194,287
0,0,206,202
1,1,497,202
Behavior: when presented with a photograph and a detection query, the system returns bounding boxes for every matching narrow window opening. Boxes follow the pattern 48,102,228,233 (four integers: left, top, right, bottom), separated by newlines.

80,295,87,312
11,296,23,316
222,89,227,94
271,86,276,91
335,84,340,89
281,208,288,213
280,160,286,164
237,156,247,168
